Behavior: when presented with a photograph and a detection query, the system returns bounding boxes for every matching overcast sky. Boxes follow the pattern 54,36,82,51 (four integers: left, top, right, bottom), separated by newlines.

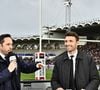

0,0,100,37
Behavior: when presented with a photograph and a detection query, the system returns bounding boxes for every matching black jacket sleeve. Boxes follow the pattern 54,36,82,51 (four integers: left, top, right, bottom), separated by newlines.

20,60,39,73
51,61,63,90
85,56,100,90
0,68,11,84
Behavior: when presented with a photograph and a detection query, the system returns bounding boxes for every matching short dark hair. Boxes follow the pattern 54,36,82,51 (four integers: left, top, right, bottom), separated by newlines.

0,34,12,44
65,31,79,41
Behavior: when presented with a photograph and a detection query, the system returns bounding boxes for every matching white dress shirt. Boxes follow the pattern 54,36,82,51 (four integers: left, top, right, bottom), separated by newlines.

0,52,6,60
68,50,78,77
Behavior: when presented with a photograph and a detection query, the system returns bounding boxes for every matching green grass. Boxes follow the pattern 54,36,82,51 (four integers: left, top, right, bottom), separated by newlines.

21,73,35,80
21,69,52,80
46,69,53,80
21,70,100,81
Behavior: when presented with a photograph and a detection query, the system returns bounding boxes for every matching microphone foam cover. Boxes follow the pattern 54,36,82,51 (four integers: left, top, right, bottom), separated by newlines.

9,56,16,62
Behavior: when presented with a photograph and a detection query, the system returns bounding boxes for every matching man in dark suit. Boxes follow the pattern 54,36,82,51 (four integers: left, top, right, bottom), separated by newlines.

51,31,99,90
0,34,43,90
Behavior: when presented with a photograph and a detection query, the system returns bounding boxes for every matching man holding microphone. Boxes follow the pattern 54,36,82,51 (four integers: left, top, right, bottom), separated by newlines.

0,34,43,90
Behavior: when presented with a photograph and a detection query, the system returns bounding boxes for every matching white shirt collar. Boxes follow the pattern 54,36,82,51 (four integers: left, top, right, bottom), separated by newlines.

68,49,78,59
0,52,6,60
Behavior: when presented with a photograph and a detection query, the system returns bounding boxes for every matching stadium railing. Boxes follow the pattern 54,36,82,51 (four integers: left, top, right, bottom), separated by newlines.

20,80,52,90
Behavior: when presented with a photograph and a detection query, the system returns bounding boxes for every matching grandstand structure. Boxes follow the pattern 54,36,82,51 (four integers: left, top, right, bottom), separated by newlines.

13,18,100,49
13,19,100,65
13,19,100,90
42,18,100,38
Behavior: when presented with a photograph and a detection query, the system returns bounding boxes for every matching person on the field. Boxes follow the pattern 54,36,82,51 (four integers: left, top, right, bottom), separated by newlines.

51,31,99,90
0,34,43,90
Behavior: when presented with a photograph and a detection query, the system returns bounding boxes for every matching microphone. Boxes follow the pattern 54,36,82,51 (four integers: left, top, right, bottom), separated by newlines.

9,56,17,74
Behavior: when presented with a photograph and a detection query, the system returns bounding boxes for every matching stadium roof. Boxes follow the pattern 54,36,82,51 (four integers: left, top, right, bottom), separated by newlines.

50,21,100,36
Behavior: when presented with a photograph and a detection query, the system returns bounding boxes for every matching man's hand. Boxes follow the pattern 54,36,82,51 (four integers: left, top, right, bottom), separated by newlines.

56,87,64,90
36,63,44,69
8,61,17,72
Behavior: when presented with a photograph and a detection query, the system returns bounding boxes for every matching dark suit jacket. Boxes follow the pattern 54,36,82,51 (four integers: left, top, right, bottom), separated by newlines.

0,53,39,90
51,50,100,90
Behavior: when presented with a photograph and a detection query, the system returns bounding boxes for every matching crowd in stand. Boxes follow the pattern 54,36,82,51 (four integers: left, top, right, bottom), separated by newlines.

14,42,100,69
79,42,100,65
